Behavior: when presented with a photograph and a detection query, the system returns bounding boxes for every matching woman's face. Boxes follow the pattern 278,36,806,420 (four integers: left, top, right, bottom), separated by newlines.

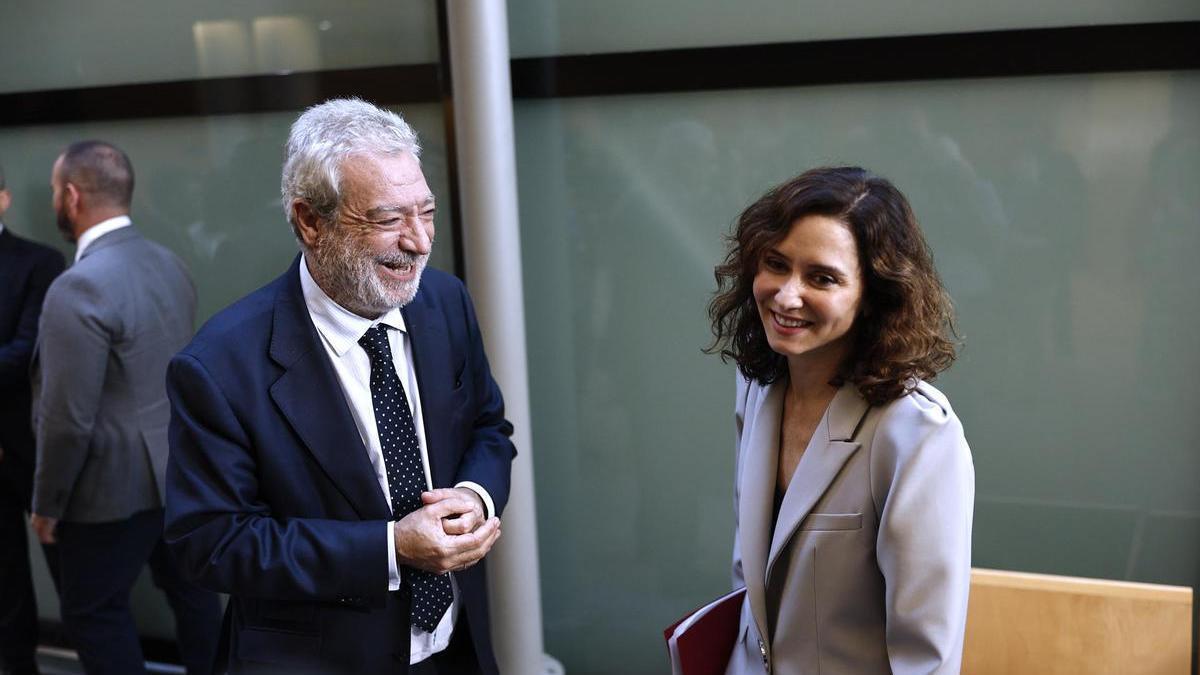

753,214,864,368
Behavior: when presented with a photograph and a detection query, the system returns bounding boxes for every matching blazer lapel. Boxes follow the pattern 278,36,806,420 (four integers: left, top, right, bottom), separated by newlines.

267,258,391,520
401,290,454,488
765,384,870,587
738,381,784,648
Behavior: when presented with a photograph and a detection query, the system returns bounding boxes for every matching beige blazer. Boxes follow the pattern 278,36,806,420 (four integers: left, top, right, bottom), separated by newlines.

726,377,974,675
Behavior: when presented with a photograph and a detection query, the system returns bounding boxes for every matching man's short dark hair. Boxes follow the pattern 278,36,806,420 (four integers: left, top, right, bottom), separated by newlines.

59,140,135,208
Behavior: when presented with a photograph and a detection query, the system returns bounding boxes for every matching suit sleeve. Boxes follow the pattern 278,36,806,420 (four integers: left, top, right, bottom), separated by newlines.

730,373,750,590
448,282,516,517
164,352,388,604
0,248,64,388
32,272,110,518
870,393,975,675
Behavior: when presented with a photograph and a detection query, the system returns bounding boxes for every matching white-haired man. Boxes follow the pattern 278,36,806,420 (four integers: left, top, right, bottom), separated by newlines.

164,98,514,674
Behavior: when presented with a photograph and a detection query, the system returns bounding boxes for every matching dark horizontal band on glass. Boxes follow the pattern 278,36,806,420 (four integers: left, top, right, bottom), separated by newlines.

0,63,441,126
1,21,1196,126
511,21,1200,98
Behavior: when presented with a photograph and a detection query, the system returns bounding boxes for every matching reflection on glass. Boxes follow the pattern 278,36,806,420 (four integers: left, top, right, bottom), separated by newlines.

0,1,438,93
252,16,320,73
193,20,253,78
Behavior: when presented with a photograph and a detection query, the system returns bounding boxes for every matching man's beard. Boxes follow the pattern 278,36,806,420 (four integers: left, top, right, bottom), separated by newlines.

309,225,429,318
55,207,76,242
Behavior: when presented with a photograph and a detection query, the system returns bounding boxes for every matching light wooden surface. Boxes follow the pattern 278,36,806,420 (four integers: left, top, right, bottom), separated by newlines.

962,568,1193,675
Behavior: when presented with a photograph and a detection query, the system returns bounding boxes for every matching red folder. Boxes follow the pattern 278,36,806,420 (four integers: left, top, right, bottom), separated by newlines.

664,587,747,675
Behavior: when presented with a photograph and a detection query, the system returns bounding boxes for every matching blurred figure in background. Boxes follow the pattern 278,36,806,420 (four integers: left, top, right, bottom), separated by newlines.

30,141,220,674
708,166,974,675
0,163,65,675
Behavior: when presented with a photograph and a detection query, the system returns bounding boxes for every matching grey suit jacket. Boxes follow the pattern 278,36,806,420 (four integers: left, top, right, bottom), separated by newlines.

32,225,195,522
726,377,973,675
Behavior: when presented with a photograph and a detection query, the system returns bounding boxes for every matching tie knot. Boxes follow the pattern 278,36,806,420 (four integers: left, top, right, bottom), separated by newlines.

357,324,392,363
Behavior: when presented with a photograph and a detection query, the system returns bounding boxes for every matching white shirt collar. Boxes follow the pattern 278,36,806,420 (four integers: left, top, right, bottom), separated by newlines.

298,254,406,357
75,215,132,262
0,222,6,235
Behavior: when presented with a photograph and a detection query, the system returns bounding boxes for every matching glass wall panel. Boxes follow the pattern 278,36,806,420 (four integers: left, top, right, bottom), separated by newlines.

515,72,1200,674
0,102,453,636
0,1,438,93
508,0,1200,57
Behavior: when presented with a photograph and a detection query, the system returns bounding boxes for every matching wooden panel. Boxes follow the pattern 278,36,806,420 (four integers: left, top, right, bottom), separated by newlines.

963,568,1193,675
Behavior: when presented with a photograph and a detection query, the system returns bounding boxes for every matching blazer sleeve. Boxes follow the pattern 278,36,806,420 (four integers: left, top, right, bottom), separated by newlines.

165,352,388,605
730,372,750,589
447,281,516,517
870,391,975,675
0,247,64,387
32,273,111,518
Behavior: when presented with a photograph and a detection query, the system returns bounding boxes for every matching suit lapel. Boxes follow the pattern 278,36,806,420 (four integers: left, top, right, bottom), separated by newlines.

765,384,870,587
401,291,454,488
0,227,15,254
267,258,391,520
738,381,784,647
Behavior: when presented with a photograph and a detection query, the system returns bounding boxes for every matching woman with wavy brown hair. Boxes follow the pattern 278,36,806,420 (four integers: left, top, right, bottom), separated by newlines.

709,167,974,675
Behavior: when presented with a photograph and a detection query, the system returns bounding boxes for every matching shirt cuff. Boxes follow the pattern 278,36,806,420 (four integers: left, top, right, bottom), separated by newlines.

387,522,401,591
455,481,495,520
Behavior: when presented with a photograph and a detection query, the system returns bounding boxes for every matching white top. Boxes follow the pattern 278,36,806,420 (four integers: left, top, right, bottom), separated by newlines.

74,215,131,261
299,256,493,663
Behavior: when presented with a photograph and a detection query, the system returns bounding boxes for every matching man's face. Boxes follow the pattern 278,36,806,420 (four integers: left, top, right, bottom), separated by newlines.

308,151,435,318
50,155,75,242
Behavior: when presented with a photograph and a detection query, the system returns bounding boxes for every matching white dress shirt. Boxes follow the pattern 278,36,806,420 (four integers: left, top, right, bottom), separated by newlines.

299,257,492,664
74,215,131,261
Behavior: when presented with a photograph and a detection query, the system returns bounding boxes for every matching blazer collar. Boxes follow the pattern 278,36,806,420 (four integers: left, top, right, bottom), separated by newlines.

267,256,392,520
765,383,870,586
76,216,134,261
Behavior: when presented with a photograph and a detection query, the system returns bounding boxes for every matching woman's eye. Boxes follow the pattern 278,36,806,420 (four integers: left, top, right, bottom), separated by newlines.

763,257,787,272
812,274,836,287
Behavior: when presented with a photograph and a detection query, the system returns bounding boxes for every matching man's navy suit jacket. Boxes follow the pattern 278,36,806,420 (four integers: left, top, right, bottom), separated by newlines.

164,256,515,674
0,227,64,510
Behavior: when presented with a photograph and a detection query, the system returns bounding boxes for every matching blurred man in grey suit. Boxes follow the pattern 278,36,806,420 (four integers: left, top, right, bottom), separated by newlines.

30,141,220,675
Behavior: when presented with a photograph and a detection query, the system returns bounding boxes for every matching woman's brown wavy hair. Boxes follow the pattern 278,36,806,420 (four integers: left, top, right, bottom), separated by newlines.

706,166,959,405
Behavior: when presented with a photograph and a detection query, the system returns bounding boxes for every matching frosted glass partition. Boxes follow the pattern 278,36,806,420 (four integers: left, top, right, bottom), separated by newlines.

0,103,454,636
0,0,438,93
515,72,1200,673
508,0,1200,57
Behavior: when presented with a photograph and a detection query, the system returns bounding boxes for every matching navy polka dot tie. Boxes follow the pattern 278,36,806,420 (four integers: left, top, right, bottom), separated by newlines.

358,324,453,633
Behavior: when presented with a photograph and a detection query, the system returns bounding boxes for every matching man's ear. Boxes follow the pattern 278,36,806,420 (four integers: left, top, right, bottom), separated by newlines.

292,200,325,249
0,189,11,218
63,182,83,220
